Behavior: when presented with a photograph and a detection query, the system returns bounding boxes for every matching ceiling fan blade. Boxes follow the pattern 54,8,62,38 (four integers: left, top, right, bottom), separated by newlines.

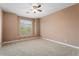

38,5,41,8
38,9,42,12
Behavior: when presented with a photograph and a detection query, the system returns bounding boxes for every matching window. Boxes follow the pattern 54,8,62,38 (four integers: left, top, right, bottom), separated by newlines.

19,19,33,36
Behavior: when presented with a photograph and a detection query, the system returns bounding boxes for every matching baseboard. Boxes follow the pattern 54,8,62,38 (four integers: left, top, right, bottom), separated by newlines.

0,42,2,47
3,37,40,44
42,38,79,49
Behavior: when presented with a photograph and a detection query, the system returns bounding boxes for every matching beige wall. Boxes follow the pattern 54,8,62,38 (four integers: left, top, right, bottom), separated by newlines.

2,12,40,42
2,12,18,42
0,9,2,45
34,18,40,36
40,4,79,47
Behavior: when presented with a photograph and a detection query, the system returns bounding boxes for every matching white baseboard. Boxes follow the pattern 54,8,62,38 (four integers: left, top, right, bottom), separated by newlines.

3,37,40,44
0,42,2,47
3,39,27,44
42,38,79,49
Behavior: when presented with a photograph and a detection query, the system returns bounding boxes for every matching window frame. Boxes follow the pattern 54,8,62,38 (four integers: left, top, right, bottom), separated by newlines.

18,17,35,38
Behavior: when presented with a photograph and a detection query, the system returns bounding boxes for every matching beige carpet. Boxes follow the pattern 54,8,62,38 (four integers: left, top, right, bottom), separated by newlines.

0,39,79,56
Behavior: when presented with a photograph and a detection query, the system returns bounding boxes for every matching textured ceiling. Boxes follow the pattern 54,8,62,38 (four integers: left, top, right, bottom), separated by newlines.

0,3,75,18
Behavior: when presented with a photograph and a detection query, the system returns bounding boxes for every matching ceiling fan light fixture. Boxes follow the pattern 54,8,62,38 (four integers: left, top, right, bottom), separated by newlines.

32,9,37,13
32,3,42,13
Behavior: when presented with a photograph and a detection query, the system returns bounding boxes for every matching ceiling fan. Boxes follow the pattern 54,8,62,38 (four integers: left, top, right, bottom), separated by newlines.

32,3,42,13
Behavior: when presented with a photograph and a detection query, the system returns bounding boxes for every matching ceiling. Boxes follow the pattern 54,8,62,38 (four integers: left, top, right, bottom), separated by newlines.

0,3,76,18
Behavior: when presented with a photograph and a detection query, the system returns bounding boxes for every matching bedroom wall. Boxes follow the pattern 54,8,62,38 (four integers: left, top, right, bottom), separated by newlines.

40,4,79,47
2,12,18,42
2,12,40,42
34,18,40,36
0,9,2,46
